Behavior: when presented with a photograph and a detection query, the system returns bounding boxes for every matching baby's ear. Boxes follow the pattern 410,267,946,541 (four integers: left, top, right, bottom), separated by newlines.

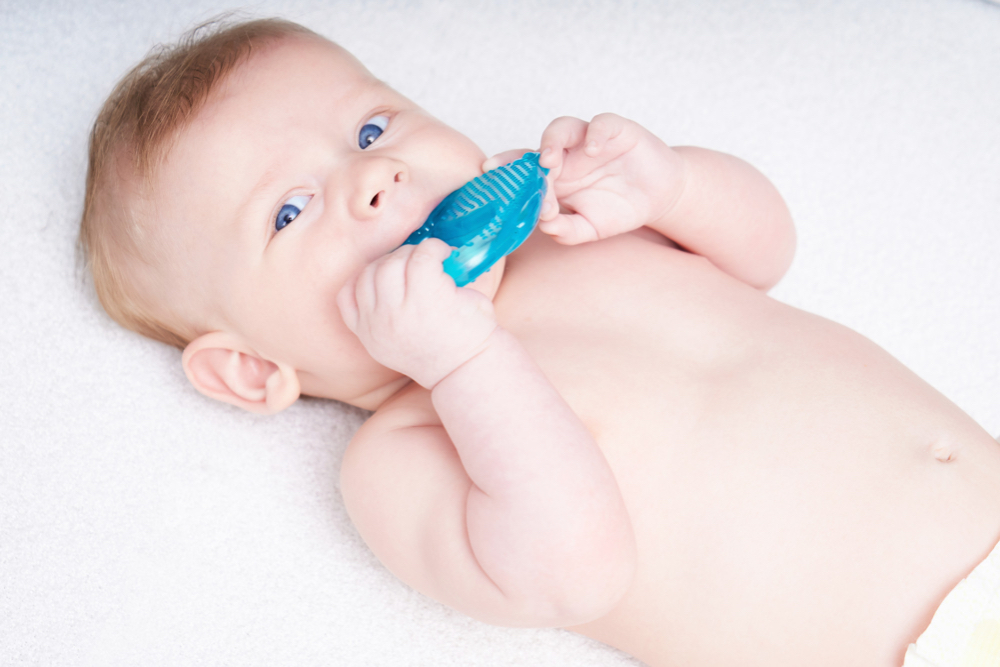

181,332,300,415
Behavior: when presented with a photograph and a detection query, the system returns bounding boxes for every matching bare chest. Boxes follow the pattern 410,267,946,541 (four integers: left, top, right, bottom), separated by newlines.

492,231,1000,666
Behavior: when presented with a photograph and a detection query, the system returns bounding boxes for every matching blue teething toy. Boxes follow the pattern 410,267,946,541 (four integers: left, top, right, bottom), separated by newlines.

402,152,549,286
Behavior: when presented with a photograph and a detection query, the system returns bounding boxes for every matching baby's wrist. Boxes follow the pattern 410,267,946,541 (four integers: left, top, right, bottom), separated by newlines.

642,144,686,227
645,144,690,233
414,324,502,391
426,325,511,392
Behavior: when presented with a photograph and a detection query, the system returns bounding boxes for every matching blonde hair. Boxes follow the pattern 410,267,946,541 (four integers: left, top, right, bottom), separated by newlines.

79,16,316,348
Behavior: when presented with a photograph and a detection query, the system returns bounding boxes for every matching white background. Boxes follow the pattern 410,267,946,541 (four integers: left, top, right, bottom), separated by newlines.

2,1,999,665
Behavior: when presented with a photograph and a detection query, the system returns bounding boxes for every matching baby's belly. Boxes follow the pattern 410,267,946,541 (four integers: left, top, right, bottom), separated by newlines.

569,330,1000,667
500,235,1000,667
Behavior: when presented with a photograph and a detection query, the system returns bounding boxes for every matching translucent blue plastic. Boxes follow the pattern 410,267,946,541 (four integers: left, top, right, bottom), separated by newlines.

402,152,549,287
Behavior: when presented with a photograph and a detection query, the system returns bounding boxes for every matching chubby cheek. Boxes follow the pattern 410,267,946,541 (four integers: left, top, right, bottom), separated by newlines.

290,278,359,354
436,143,486,188
295,264,407,372
261,279,388,394
284,287,408,402
240,250,348,362
411,122,485,185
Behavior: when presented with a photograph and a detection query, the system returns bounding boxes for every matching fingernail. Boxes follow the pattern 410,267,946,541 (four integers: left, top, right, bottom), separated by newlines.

541,201,553,216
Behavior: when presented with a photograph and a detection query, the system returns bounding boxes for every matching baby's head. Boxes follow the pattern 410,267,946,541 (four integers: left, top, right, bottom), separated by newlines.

80,18,488,412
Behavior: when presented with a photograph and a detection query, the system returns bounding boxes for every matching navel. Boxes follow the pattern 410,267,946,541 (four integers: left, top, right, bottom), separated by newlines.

930,439,958,463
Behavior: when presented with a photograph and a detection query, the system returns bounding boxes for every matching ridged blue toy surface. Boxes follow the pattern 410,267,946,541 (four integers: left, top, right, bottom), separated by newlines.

402,152,549,287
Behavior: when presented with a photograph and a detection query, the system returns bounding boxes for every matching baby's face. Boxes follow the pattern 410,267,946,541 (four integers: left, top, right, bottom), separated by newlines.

150,35,488,407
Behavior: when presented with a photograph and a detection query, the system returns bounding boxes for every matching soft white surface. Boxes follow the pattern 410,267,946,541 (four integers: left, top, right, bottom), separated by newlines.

2,1,999,665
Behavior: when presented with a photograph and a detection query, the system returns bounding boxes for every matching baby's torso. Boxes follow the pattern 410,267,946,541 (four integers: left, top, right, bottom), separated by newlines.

493,230,1000,667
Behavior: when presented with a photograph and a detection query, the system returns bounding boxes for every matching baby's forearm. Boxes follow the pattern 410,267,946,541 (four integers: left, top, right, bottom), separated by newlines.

431,327,635,624
654,146,796,290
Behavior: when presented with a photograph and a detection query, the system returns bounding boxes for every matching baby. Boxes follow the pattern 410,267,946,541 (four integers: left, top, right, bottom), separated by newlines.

80,18,1000,667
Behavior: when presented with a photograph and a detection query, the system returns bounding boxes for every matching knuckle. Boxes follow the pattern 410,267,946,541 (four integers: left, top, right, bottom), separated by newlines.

412,241,436,261
593,113,625,136
374,258,397,279
422,238,451,257
546,116,583,138
386,245,411,262
591,117,614,135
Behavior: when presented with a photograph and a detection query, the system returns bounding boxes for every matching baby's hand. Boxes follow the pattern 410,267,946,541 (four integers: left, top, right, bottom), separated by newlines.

336,239,498,390
534,113,685,245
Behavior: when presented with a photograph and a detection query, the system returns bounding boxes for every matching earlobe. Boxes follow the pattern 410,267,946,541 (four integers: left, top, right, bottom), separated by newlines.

181,332,301,415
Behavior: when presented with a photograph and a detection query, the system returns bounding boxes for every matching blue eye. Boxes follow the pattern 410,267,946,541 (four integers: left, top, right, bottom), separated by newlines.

274,195,311,232
358,115,389,149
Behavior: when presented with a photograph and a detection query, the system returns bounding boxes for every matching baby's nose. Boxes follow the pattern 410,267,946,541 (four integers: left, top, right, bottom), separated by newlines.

351,157,408,221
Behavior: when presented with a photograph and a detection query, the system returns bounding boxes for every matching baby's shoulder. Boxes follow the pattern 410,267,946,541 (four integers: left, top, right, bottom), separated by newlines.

341,383,441,496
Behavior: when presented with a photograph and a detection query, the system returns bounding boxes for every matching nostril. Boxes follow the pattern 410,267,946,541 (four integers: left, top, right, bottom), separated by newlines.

394,171,404,183
370,192,381,208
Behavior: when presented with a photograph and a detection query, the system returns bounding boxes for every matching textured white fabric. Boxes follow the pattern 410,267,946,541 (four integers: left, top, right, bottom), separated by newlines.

2,1,1000,666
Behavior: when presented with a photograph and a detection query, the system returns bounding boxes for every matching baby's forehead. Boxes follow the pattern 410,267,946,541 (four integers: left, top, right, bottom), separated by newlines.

224,34,376,99
158,36,383,186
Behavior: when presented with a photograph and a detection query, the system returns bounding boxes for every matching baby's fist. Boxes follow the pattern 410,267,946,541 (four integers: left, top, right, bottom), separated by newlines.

537,113,684,245
336,239,498,389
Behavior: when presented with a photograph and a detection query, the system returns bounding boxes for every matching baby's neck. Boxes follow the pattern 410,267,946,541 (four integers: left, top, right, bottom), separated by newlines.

352,375,415,411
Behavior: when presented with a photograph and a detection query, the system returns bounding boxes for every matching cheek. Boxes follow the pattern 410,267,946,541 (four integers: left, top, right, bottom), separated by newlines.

443,132,486,172
241,251,348,356
251,281,361,371
415,124,485,175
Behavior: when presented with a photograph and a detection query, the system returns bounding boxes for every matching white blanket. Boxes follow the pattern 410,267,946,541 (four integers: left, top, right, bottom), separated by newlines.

2,1,999,665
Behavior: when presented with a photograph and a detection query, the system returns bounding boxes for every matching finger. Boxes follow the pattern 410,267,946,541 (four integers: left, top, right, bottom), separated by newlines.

482,148,534,173
406,238,454,294
538,213,600,245
584,113,626,157
336,277,360,333
539,116,588,180
540,116,589,154
539,186,560,222
355,258,379,313
417,237,455,262
373,247,411,309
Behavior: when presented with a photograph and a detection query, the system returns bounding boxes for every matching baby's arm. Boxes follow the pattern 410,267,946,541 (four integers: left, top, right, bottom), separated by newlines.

530,114,796,291
337,240,635,627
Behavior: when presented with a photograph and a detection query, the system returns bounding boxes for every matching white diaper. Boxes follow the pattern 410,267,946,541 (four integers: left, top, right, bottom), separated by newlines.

903,539,1000,667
